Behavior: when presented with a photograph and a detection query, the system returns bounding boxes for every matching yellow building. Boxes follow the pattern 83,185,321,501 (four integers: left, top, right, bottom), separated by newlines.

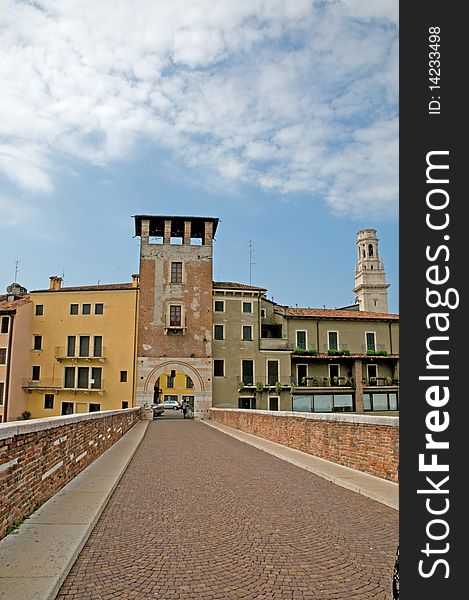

156,370,196,410
22,276,139,418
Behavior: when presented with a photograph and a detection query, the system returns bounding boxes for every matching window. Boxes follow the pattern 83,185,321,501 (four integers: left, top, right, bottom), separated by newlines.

32,365,40,381
364,392,398,412
35,305,44,316
214,325,224,340
366,332,376,352
93,336,103,357
367,364,378,382
33,335,42,350
239,397,256,409
0,382,4,405
164,395,178,402
269,397,279,411
44,394,54,409
0,348,6,364
261,309,266,318
329,364,340,382
267,360,279,386
91,367,102,389
292,394,354,413
242,301,252,313
89,403,101,412
61,402,74,415
166,375,174,388
328,331,338,351
214,300,224,312
186,376,194,389
297,364,308,386
67,336,76,357
242,325,253,341
296,331,307,350
241,360,254,385
120,371,128,383
64,367,75,388
171,262,183,283
82,303,91,315
77,367,89,388
1,317,9,333
70,304,79,315
169,305,182,327
95,303,104,314
214,360,224,377
122,401,129,409
79,336,90,357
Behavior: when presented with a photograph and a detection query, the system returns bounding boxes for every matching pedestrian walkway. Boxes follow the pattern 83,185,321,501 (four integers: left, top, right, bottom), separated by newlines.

55,419,398,600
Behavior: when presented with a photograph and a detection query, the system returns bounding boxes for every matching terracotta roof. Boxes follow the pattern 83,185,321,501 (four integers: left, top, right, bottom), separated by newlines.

30,283,135,293
0,295,32,312
213,281,267,292
276,307,399,320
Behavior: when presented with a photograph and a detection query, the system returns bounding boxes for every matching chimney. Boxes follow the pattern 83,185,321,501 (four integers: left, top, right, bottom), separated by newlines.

49,276,63,291
131,274,140,288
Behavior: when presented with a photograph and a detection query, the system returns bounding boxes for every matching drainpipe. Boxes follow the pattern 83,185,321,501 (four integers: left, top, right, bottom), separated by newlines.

3,312,15,422
388,320,393,355
316,318,322,353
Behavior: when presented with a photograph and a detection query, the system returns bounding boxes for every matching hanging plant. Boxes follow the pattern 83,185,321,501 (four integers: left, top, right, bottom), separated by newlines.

274,381,283,395
256,381,264,393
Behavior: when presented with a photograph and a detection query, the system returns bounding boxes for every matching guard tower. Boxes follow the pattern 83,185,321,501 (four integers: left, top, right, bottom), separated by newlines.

133,215,219,418
353,229,389,313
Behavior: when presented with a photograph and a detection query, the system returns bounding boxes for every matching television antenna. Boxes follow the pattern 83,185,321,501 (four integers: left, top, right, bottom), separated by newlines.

14,260,20,282
249,240,256,285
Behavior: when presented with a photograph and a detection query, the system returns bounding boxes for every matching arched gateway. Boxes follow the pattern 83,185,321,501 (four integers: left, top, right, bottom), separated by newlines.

133,215,219,419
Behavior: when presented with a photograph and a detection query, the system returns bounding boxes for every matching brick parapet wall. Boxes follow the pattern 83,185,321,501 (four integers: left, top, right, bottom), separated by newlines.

209,408,399,482
0,408,141,540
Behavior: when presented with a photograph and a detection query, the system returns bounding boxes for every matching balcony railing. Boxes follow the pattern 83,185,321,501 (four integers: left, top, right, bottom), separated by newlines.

22,379,63,390
363,377,399,386
237,376,291,391
55,347,107,361
22,378,105,393
295,376,355,388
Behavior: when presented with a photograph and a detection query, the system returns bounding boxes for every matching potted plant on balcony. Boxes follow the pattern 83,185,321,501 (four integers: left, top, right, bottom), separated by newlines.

274,381,283,395
238,381,245,391
256,381,264,393
369,376,377,386
386,376,393,385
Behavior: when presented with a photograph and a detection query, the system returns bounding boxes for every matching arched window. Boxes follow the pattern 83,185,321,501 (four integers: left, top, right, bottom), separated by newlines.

368,244,374,257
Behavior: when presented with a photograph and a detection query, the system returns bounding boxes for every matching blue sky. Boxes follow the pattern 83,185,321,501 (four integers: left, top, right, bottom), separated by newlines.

0,0,398,313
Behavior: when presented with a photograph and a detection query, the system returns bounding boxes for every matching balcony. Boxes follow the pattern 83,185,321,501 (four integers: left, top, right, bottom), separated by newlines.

259,338,290,351
295,376,355,389
22,379,63,391
55,347,106,362
237,377,291,393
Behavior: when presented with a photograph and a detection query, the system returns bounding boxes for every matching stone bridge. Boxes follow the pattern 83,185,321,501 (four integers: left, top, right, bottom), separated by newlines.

0,408,398,599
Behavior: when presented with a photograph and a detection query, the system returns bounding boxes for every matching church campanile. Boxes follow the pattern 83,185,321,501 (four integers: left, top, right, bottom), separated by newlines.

353,229,390,313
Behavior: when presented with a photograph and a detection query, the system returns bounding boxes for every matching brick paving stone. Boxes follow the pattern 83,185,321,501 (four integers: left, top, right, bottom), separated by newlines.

56,420,398,600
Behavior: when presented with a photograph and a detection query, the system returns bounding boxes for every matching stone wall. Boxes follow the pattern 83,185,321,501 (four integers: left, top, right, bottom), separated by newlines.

210,408,398,482
0,408,140,540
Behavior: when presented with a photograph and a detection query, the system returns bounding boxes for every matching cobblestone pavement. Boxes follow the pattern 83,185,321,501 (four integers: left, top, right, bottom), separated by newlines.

56,420,398,600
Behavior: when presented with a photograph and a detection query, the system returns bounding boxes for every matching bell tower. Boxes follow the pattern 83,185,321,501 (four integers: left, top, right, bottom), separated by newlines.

133,215,219,418
353,228,389,313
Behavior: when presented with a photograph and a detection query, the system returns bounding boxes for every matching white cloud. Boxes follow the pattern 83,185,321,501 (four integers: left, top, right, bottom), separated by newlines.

0,0,398,219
